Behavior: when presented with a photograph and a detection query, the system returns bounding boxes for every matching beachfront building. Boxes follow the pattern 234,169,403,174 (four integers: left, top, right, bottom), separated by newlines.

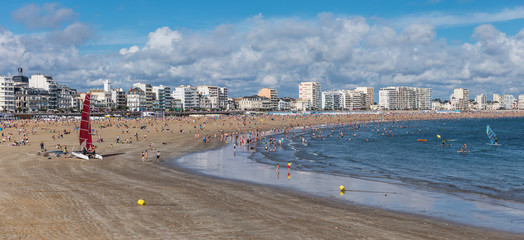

518,95,524,110
133,82,153,110
340,90,364,110
321,91,342,110
89,89,112,109
299,82,322,110
218,87,228,109
236,95,270,110
152,85,167,111
197,85,219,110
57,84,78,111
502,94,515,110
450,88,469,110
415,88,432,110
278,97,294,111
15,87,51,112
379,87,397,110
355,87,374,109
475,94,487,110
29,74,58,110
110,88,127,110
493,94,502,104
257,88,278,110
173,85,199,110
379,86,432,110
127,88,146,111
0,76,15,112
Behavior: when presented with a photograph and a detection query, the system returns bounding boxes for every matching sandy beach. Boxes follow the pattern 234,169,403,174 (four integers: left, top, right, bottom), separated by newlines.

1,111,524,239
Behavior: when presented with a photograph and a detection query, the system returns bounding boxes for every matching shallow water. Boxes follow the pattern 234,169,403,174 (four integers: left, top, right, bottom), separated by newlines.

253,117,524,203
174,116,524,233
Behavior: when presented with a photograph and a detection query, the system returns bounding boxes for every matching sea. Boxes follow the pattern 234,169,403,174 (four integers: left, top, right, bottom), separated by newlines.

175,116,524,232
250,116,524,203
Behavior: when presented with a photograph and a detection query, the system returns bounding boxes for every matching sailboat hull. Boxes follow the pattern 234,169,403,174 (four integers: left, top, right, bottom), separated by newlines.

71,151,89,160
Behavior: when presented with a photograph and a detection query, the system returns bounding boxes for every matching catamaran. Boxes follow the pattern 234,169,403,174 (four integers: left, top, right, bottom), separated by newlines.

71,94,103,160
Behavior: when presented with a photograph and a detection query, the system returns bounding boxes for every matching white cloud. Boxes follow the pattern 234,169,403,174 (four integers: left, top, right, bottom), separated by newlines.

11,3,77,29
2,11,524,98
395,6,524,28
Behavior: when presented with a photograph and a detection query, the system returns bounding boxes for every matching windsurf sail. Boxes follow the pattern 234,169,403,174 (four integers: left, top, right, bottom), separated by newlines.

486,125,496,144
79,94,93,151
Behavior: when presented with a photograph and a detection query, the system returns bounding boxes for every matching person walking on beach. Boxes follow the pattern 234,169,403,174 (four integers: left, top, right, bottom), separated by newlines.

40,142,44,151
140,152,144,162
276,163,280,173
156,151,160,162
145,150,149,162
287,161,291,173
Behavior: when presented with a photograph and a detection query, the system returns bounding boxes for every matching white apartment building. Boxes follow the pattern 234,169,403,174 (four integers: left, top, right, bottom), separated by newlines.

218,87,228,109
450,88,469,110
475,94,487,110
111,88,127,109
0,76,15,112
299,82,322,110
493,94,502,103
354,87,374,109
127,88,146,111
133,82,153,109
197,85,219,109
89,89,112,109
379,86,431,110
152,85,166,110
173,85,199,110
321,91,341,110
379,87,397,110
415,88,432,110
502,94,515,110
29,74,58,110
518,95,524,110
340,90,364,110
103,80,111,92
237,95,270,110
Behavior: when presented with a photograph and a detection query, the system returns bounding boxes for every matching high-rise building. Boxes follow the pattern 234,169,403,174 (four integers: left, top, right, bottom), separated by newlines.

257,88,278,109
379,87,431,110
299,82,321,110
29,74,58,110
475,94,487,110
173,85,199,110
379,87,397,110
415,88,432,110
127,88,146,111
197,85,219,110
133,82,153,109
502,94,515,110
493,94,502,103
341,90,364,110
110,88,127,110
103,80,111,92
321,91,341,110
0,76,15,112
518,95,524,110
450,88,469,110
152,85,167,111
354,87,374,109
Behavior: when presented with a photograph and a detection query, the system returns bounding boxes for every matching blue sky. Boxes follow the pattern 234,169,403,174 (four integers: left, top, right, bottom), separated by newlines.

1,0,524,99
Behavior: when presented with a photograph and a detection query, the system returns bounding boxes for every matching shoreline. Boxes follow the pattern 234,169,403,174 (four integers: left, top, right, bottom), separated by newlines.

1,111,523,239
173,138,524,234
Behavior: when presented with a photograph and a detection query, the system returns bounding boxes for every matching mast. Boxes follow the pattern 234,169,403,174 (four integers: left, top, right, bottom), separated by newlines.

79,94,93,151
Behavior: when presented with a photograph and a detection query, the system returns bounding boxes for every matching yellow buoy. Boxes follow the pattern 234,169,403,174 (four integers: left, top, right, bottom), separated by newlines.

339,185,346,191
138,199,145,206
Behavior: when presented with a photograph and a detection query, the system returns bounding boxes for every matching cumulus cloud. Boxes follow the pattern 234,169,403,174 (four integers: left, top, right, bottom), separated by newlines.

2,11,524,98
11,3,77,29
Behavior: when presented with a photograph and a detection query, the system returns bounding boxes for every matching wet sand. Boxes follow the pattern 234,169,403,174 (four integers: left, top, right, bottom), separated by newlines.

1,111,523,239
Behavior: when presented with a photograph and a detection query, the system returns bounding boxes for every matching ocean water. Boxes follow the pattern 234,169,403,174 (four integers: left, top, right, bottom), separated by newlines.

251,116,524,203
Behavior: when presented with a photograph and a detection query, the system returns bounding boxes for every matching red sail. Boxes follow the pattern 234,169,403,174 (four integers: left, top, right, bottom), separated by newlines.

79,94,93,151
